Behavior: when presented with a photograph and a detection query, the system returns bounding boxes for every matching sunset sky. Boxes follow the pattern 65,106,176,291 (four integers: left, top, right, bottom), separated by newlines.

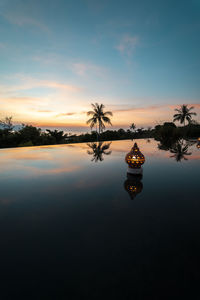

0,0,200,133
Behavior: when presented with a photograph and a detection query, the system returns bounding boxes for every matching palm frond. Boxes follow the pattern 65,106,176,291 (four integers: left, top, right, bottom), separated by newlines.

174,109,182,113
104,111,113,116
102,116,112,125
188,106,194,111
87,111,95,116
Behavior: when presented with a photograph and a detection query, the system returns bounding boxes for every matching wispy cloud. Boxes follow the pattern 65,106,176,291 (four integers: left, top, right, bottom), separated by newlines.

111,104,165,113
111,103,200,114
0,96,48,106
168,103,200,109
43,81,81,92
0,74,81,94
32,53,61,65
56,112,76,117
116,34,139,56
72,62,107,77
37,110,53,113
0,43,6,49
2,12,49,33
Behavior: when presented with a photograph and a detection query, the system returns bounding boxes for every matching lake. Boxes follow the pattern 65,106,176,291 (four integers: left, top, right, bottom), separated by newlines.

0,139,199,298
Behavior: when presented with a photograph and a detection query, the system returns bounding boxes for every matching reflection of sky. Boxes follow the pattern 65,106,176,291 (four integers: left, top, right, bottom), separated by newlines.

0,139,199,205
0,138,200,287
0,139,199,176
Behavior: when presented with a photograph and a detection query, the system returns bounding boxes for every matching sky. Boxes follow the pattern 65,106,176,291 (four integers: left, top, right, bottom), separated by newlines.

0,0,200,133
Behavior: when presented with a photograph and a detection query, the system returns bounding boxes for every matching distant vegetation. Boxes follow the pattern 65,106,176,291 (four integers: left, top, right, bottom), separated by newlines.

0,104,199,148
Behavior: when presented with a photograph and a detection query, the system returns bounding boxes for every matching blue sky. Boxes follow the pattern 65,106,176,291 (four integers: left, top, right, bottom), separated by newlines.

0,0,199,131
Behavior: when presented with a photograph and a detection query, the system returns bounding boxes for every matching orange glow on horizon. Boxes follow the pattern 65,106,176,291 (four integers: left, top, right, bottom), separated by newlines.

1,94,199,129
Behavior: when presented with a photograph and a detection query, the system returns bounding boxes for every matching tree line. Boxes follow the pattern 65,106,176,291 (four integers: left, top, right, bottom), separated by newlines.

0,103,199,148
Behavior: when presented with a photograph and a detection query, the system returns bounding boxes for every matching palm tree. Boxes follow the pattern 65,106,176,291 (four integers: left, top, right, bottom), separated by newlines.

170,139,191,162
130,123,136,132
46,129,67,143
173,105,196,126
87,142,112,162
86,103,113,136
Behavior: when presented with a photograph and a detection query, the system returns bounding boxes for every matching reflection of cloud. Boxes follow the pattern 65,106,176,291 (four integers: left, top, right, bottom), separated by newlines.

0,145,84,179
74,178,103,189
189,155,200,160
28,165,80,175
116,34,139,56
0,198,14,205
0,150,53,161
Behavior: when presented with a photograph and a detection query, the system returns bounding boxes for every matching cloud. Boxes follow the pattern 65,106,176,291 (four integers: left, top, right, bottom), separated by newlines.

0,43,6,49
116,34,139,56
56,112,76,117
0,96,48,106
110,102,200,127
2,12,49,33
37,110,53,113
110,103,200,114
168,103,200,109
110,104,165,113
43,81,80,92
72,62,107,77
32,53,61,65
0,74,81,94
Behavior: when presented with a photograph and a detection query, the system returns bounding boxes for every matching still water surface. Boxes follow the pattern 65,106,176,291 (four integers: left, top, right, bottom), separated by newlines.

0,139,199,297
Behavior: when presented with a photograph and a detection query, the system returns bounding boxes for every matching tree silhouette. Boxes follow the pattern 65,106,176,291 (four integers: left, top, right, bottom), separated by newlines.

130,123,136,132
87,141,112,162
0,116,13,132
46,129,67,143
86,103,112,136
170,139,192,162
173,105,196,126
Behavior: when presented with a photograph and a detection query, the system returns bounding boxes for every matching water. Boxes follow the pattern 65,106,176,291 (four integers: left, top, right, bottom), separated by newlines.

0,139,199,298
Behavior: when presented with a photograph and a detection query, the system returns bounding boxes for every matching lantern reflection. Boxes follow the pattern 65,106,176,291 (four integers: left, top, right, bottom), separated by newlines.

197,138,200,149
124,173,143,200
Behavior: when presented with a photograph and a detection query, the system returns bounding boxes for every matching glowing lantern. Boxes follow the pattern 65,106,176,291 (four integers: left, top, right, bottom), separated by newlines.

125,143,145,170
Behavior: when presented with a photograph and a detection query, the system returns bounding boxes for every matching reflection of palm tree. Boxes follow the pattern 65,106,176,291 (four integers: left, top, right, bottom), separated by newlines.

173,105,196,126
86,103,113,135
170,140,192,162
87,142,112,162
